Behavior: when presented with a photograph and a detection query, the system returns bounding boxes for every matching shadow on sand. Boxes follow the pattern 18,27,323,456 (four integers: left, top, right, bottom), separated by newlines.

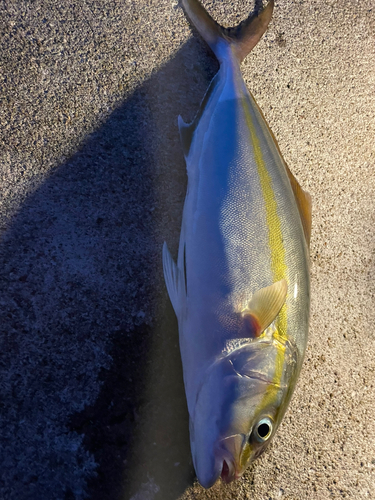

0,37,218,500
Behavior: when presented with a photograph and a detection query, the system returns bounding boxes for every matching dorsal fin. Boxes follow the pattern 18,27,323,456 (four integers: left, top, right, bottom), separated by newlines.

249,90,312,247
284,165,312,246
181,0,274,64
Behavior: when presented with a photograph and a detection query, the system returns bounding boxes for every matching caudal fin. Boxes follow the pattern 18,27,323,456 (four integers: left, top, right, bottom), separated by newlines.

181,0,274,63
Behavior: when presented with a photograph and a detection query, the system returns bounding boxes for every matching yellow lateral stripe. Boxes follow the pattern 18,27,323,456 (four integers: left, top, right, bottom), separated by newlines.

243,102,288,415
244,104,288,337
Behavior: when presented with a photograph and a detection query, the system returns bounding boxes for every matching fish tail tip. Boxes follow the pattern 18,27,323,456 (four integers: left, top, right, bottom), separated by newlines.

181,0,274,63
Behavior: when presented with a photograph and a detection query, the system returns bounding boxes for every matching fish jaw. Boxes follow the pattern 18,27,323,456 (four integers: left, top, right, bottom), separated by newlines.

217,434,246,483
190,431,245,487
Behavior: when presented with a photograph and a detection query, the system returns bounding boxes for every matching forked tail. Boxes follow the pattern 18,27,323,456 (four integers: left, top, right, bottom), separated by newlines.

181,0,274,63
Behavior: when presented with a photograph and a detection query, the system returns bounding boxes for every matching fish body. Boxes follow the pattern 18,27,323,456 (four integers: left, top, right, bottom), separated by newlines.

163,0,311,488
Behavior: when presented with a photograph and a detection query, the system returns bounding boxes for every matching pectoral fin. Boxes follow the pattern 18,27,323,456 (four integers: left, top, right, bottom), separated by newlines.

242,279,287,337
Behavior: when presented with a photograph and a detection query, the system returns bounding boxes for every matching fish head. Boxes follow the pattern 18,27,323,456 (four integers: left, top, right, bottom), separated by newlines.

190,338,298,488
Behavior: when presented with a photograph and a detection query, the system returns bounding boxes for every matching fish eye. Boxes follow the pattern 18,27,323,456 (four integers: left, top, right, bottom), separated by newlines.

253,417,273,442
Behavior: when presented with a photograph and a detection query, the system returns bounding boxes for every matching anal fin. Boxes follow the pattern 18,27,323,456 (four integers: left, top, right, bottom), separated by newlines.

178,115,194,159
162,242,184,315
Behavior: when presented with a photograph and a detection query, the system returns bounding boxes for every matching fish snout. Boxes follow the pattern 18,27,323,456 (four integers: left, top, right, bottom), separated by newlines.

192,438,243,488
192,444,223,489
194,458,222,489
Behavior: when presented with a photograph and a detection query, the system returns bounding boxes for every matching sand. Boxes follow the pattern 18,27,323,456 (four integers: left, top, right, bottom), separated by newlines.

0,1,374,499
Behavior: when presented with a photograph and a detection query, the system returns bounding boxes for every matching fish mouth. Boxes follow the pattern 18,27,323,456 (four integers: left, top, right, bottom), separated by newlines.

220,458,243,483
221,459,234,483
218,434,246,483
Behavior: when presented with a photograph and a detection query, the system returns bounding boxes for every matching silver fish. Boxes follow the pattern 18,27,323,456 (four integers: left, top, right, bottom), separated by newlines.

163,0,311,488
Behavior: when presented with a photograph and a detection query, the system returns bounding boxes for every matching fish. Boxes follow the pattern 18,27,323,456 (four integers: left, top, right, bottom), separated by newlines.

162,0,311,489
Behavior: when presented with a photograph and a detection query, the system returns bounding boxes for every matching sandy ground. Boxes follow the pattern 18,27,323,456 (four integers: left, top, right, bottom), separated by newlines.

0,0,374,499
